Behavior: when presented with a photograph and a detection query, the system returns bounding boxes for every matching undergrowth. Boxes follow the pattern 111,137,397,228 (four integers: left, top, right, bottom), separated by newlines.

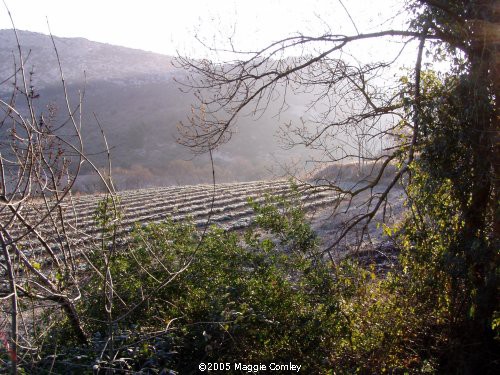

13,187,482,374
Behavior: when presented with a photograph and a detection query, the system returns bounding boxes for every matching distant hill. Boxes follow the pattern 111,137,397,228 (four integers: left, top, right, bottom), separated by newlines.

0,29,177,89
0,29,313,191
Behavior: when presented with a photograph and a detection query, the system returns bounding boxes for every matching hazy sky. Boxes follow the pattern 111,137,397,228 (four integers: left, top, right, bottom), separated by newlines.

0,0,410,60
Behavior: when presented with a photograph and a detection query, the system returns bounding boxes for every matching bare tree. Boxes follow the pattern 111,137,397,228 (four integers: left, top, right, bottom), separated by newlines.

0,21,213,372
177,15,417,253
175,0,498,256
0,18,119,373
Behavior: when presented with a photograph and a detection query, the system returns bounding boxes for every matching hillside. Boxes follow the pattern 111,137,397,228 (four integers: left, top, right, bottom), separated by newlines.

0,30,314,190
0,29,177,89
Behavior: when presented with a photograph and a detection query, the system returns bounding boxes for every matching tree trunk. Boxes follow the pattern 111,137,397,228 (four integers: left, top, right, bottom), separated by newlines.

0,235,18,375
61,298,88,345
47,295,88,345
459,7,499,367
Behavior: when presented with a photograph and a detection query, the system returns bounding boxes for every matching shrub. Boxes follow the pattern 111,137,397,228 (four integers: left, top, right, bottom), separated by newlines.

72,193,350,372
33,187,460,374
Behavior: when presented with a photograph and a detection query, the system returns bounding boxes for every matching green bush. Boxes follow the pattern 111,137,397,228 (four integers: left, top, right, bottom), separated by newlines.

73,193,353,372
34,187,459,374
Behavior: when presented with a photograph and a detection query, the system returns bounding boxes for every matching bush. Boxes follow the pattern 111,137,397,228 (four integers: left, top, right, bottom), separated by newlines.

31,187,460,374
71,193,351,372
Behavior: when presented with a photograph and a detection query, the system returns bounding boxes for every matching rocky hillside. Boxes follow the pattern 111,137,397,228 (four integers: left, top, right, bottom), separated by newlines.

0,29,177,90
0,30,311,190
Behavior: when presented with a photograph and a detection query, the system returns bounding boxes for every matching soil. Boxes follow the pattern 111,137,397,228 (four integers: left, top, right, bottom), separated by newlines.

307,185,406,272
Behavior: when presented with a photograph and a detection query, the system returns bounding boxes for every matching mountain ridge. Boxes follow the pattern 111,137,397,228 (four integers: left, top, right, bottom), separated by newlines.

0,29,180,91
0,29,311,191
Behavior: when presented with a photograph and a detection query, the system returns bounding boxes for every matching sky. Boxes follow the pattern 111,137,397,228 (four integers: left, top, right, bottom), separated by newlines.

0,0,411,61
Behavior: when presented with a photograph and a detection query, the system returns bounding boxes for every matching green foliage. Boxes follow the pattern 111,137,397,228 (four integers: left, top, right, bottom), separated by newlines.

77,198,346,372
34,185,459,374
93,195,123,238
27,190,376,371
397,68,499,370
18,68,500,372
248,183,319,253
